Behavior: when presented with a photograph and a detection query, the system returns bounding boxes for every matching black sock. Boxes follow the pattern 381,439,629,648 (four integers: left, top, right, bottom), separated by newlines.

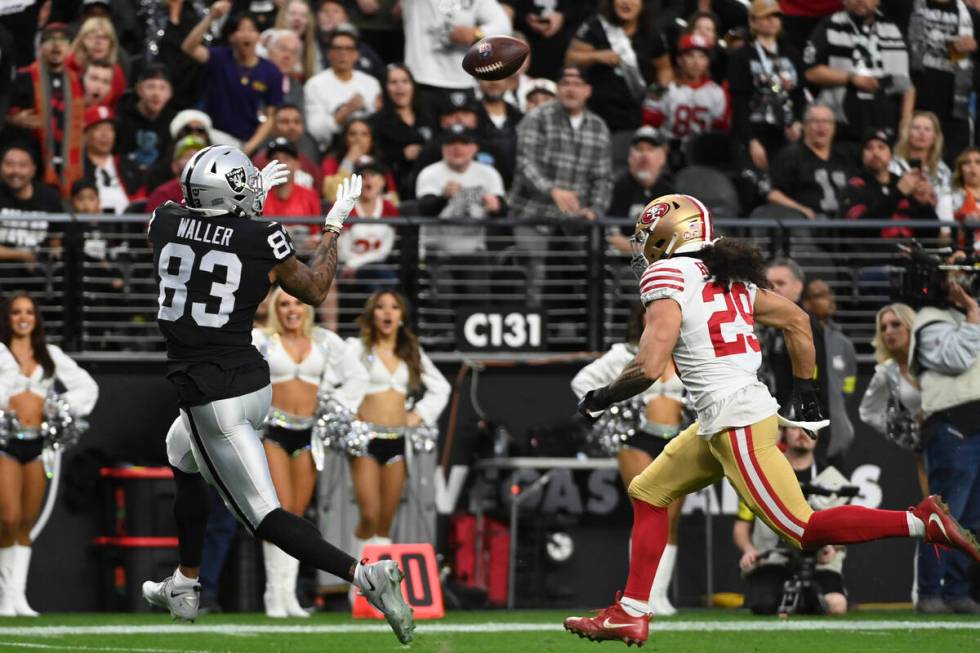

255,508,357,581
172,466,210,569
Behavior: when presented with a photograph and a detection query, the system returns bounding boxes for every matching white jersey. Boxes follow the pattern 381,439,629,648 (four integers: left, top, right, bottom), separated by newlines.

639,256,778,436
643,79,729,140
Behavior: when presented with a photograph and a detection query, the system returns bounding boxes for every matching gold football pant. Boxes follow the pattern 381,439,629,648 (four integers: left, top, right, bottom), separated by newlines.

627,414,812,548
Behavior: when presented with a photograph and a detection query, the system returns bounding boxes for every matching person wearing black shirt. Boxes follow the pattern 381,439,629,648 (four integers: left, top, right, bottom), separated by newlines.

767,104,856,219
371,63,435,201
501,0,593,80
566,0,672,133
476,78,524,189
839,127,941,240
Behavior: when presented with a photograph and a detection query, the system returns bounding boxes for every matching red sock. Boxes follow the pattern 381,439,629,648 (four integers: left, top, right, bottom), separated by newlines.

801,505,910,548
623,499,668,601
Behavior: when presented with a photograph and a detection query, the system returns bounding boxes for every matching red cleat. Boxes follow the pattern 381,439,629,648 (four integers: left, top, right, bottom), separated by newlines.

910,495,980,563
563,593,649,647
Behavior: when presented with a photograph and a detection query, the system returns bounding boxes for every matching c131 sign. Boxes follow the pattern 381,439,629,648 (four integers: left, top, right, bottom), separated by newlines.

455,308,547,352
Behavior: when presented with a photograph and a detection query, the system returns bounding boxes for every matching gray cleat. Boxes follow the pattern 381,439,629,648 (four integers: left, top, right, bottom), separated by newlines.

356,560,415,644
142,575,201,622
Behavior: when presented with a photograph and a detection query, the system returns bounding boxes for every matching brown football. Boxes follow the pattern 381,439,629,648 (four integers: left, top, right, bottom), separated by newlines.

462,36,529,81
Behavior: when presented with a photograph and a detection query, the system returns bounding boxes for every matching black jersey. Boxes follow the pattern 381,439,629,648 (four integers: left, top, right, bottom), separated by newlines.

148,201,295,374
770,142,856,217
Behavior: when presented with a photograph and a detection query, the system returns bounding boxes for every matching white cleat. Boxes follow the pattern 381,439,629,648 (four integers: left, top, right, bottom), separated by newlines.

355,560,415,644
142,576,201,622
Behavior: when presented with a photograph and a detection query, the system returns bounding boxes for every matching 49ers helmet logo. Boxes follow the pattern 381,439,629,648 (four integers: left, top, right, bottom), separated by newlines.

641,202,671,224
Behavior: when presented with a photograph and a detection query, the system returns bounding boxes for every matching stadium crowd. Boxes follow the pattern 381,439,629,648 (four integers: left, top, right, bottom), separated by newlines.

0,0,979,618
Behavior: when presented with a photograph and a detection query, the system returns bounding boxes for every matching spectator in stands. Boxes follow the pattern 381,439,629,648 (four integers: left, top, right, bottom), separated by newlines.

0,144,62,294
0,292,98,618
412,96,505,191
909,253,980,614
304,25,382,150
733,424,848,616
338,156,400,294
145,135,207,213
777,0,841,48
402,0,510,107
344,290,450,557
906,0,978,165
274,0,317,82
802,278,857,465
416,124,507,304
502,1,588,80
264,29,305,108
523,78,557,111
6,23,85,200
182,3,283,155
252,286,367,618
566,0,672,136
145,0,207,112
510,65,612,307
314,1,385,80
343,0,402,66
66,17,127,110
889,111,954,225
371,64,436,200
80,59,115,108
322,118,395,204
803,0,913,144
262,137,324,247
839,128,940,239
607,126,674,255
642,34,729,155
728,0,805,206
476,78,523,188
115,64,175,199
683,9,731,84
82,106,134,214
952,147,980,252
766,104,854,219
253,105,323,194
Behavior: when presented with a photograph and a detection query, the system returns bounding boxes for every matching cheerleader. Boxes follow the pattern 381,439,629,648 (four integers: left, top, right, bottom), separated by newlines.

345,290,450,555
0,293,98,617
571,305,687,616
252,288,367,618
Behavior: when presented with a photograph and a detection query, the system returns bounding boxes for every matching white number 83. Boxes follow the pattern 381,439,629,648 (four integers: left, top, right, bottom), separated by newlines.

157,243,242,328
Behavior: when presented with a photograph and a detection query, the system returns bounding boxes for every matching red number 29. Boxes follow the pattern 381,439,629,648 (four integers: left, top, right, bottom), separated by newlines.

702,282,760,358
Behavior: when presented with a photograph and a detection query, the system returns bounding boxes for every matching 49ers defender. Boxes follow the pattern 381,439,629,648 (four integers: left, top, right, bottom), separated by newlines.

565,194,980,647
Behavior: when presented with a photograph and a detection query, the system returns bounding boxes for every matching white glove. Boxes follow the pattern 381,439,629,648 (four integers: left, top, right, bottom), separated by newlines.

323,174,362,234
259,159,290,197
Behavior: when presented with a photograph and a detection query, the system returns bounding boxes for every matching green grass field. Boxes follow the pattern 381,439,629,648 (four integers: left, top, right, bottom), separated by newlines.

1,610,978,653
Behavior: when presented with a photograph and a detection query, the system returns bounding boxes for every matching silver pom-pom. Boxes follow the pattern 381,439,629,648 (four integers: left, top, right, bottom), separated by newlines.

0,409,18,449
586,397,645,457
342,421,374,457
311,390,355,453
40,394,88,452
408,423,439,454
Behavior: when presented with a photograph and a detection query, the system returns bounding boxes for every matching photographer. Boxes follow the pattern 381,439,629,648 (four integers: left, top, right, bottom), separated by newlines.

733,425,847,616
908,253,980,614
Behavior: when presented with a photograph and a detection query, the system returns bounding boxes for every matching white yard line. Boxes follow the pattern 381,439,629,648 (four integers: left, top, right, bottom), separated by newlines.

0,643,213,653
0,621,979,638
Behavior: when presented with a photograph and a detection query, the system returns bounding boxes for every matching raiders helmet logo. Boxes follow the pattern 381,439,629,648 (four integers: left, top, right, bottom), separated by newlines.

225,166,248,193
641,202,671,224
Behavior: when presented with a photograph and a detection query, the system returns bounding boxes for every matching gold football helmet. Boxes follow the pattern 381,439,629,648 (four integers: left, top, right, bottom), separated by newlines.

629,194,714,278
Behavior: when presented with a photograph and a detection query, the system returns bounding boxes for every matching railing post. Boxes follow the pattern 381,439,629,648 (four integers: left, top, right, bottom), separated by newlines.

399,216,421,326
586,220,604,351
61,217,84,351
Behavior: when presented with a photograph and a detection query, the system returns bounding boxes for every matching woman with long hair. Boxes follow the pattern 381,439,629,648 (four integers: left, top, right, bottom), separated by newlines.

571,304,688,615
322,118,397,203
344,291,450,556
890,111,954,225
274,0,317,81
67,17,127,109
252,287,368,618
0,293,98,617
371,64,435,200
951,147,980,253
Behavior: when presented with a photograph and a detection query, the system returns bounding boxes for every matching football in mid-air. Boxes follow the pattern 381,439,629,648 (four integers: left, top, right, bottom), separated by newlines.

462,36,530,81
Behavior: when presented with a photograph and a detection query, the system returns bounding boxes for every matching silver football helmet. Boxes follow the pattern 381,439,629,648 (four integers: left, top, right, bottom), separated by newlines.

180,145,264,217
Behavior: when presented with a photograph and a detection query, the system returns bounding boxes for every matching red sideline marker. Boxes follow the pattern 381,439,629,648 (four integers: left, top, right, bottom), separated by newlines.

352,543,444,620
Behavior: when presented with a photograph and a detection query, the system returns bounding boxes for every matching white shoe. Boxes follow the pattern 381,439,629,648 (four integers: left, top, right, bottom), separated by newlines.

0,546,15,617
11,546,38,617
355,560,414,644
142,575,200,621
262,542,287,618
281,555,310,618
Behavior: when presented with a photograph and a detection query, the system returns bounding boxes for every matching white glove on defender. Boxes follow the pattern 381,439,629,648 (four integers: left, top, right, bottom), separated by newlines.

259,160,290,197
323,174,362,234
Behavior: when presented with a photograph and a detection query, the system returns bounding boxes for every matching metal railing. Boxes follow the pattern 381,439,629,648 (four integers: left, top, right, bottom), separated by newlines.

0,213,947,360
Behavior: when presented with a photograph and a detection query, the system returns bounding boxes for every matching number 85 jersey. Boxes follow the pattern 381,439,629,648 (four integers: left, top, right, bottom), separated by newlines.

148,201,295,369
639,257,778,437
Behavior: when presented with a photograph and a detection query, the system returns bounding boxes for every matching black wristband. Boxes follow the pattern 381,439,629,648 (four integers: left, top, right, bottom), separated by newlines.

591,386,613,410
794,377,818,393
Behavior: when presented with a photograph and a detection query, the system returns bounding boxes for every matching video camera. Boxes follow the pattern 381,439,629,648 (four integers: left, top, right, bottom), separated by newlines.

890,241,980,308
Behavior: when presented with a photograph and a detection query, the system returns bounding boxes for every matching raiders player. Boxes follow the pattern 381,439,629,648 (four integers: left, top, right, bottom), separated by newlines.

141,145,414,643
564,194,980,647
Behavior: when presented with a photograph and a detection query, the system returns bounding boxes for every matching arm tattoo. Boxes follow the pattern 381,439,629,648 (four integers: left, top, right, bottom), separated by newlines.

308,232,339,293
279,232,339,305
595,357,655,406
